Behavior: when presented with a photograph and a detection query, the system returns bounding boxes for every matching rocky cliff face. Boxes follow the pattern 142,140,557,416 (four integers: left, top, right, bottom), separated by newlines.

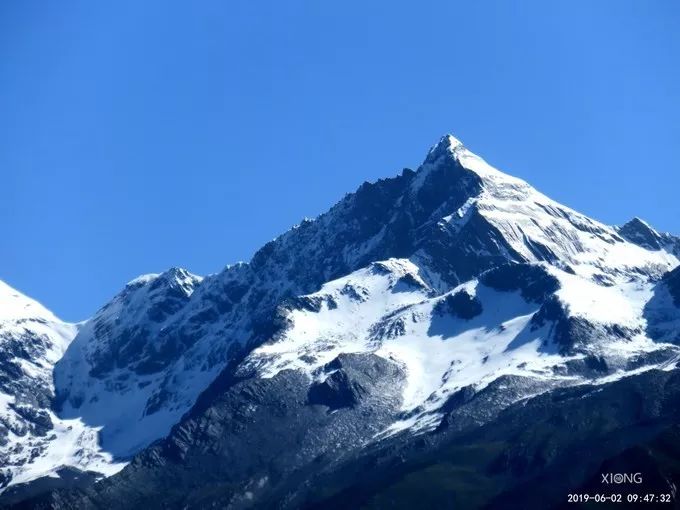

2,135,680,508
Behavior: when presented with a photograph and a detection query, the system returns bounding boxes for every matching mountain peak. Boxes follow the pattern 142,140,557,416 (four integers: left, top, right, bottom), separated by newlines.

424,134,464,164
125,267,202,293
618,217,663,250
420,134,528,189
153,266,202,288
624,216,653,229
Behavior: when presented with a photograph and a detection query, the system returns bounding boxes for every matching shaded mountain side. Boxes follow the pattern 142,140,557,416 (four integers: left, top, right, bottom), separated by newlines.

15,368,680,510
618,217,680,257
554,431,680,509
0,469,99,509
666,266,680,306
10,353,409,509
297,368,680,510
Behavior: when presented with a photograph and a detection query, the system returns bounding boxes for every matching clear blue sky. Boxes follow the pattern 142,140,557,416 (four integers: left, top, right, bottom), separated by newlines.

2,1,679,321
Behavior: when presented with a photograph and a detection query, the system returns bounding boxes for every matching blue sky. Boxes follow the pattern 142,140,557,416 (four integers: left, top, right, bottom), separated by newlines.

2,1,679,320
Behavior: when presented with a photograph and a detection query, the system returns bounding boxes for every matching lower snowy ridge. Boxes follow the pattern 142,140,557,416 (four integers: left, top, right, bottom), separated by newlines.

241,258,680,438
0,281,125,495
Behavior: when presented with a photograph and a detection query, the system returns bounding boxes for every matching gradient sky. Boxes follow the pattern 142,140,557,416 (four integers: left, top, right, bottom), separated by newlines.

2,1,679,321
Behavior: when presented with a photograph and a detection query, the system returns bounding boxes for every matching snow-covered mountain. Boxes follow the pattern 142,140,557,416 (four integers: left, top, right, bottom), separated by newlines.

0,281,122,494
239,258,680,438
2,134,680,508
54,268,204,458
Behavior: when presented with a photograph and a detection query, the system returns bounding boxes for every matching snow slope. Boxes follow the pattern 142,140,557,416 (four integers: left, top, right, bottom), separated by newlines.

241,258,680,436
422,135,677,282
0,281,124,490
